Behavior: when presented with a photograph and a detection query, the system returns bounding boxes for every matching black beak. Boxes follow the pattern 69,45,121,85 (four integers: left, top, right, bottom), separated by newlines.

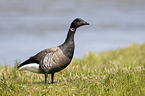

84,21,90,25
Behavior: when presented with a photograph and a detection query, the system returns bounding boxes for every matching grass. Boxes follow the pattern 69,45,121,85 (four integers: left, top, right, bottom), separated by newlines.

0,44,145,96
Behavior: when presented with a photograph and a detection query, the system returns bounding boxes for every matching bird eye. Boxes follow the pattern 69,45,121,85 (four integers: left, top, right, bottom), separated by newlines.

70,28,75,31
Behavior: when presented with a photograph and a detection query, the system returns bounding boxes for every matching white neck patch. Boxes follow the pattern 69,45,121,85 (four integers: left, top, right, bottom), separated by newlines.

70,28,75,31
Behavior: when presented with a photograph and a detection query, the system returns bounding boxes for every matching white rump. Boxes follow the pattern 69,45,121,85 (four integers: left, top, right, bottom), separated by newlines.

16,63,40,73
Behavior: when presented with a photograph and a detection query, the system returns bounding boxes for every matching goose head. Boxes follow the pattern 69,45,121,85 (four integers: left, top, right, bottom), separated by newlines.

70,18,89,30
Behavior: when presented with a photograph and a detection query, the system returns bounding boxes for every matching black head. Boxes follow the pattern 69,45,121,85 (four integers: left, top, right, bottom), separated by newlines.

70,18,89,29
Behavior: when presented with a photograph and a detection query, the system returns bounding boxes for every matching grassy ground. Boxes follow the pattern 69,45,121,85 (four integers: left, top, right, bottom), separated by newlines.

0,44,145,96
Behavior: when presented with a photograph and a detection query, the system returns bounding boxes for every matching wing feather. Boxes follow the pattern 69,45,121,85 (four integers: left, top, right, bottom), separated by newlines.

17,48,54,68
17,47,71,74
40,47,71,73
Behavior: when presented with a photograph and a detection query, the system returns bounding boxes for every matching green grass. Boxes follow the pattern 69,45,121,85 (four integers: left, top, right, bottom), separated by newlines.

0,44,145,96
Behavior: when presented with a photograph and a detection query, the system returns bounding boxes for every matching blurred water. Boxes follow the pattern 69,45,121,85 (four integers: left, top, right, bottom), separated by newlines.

0,0,145,65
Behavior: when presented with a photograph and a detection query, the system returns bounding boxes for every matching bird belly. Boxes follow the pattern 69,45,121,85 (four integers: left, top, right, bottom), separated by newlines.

48,63,68,73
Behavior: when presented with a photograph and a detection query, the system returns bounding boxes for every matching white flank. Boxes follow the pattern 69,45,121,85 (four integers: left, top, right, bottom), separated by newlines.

16,63,40,73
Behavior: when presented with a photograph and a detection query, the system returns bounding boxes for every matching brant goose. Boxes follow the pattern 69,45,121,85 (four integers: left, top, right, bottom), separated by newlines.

17,18,89,84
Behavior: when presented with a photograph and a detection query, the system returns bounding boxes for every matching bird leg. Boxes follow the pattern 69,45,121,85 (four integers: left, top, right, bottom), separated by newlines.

51,73,54,84
45,73,48,84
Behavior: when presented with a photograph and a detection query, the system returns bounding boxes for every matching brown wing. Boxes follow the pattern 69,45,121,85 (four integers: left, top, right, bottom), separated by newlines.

40,47,71,73
17,48,54,68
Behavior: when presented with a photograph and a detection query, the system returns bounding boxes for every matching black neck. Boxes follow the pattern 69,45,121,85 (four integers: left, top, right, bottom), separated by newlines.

59,28,76,59
64,29,75,44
